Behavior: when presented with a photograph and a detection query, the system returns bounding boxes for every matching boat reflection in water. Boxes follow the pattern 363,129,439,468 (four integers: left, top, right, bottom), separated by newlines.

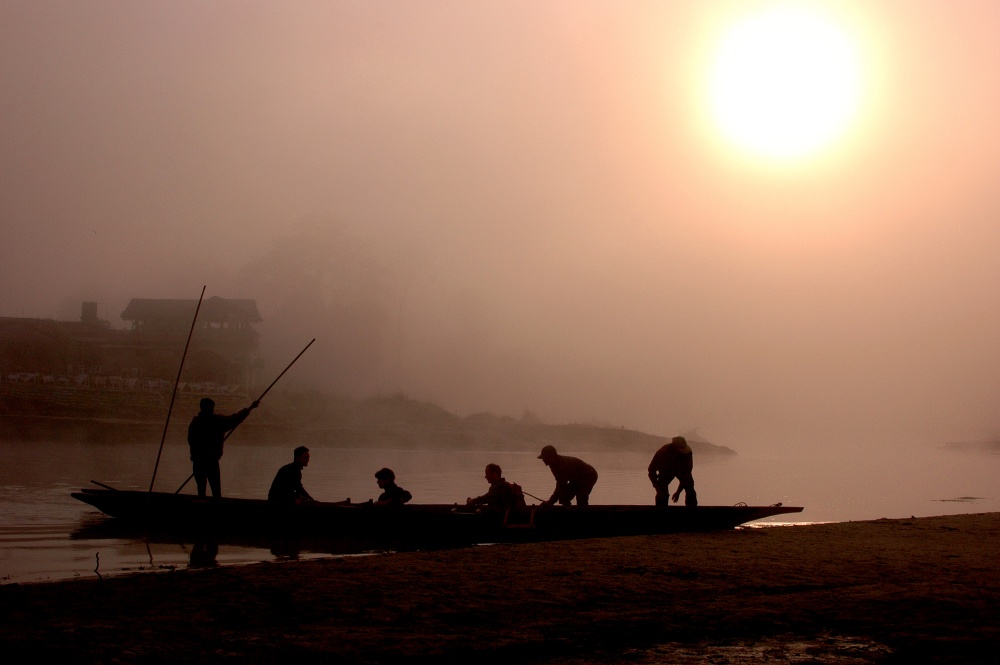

71,507,480,565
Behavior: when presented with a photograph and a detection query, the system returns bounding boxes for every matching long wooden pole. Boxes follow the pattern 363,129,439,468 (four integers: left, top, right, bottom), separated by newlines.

250,337,315,404
149,285,206,492
174,338,316,494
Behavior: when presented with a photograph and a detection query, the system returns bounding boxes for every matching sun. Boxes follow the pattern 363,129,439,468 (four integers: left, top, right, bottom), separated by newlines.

708,6,863,162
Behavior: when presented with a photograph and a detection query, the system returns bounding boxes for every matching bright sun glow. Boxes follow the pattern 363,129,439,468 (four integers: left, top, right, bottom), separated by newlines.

709,6,863,162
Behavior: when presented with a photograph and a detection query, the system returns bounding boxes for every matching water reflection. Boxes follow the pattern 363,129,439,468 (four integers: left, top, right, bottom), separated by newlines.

1,439,998,584
189,542,219,568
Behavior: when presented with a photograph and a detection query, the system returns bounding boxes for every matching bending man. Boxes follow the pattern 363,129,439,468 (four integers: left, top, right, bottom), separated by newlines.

648,435,697,507
538,445,599,507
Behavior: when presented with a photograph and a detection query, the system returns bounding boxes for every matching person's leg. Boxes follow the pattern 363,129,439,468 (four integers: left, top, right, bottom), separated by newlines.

554,482,574,506
193,461,208,498
576,475,597,507
680,472,697,507
207,461,222,498
656,475,675,506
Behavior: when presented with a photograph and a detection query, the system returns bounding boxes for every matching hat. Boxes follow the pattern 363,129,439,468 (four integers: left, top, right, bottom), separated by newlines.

537,445,558,459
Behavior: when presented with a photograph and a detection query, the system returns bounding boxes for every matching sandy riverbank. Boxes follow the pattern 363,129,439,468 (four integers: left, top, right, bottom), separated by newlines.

1,513,998,663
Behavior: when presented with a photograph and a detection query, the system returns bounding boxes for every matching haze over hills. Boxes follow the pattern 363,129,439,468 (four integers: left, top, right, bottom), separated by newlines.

251,390,736,455
0,382,734,456
5,3,1000,455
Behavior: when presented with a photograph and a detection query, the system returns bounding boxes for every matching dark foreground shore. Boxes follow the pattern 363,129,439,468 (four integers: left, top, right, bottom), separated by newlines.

2,513,998,664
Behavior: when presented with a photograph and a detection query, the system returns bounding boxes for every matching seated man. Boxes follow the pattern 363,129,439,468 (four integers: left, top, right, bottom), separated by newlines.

268,446,314,505
466,463,525,514
648,436,697,507
537,445,599,507
374,468,412,506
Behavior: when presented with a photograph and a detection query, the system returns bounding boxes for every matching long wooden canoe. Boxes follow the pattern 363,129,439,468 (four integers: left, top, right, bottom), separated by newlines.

72,487,803,546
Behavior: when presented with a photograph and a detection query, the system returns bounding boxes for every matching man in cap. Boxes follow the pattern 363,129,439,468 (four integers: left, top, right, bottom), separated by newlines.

268,446,314,505
648,435,697,507
187,396,259,499
537,445,599,507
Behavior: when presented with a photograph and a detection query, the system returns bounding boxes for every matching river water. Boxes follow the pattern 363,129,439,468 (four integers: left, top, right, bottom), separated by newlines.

1,439,996,585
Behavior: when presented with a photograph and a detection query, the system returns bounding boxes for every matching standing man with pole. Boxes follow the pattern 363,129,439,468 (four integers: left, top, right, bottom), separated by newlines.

175,338,316,495
187,397,259,499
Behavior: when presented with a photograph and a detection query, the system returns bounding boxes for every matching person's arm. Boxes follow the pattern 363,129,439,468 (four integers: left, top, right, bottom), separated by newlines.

541,465,563,505
648,449,664,486
219,410,249,431
292,471,310,502
543,479,563,506
468,481,502,506
224,401,259,431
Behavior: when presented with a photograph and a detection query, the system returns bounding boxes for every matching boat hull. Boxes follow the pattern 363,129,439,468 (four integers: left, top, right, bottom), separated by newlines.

72,488,803,546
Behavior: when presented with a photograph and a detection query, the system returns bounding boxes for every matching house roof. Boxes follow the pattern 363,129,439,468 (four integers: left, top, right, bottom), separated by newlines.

120,297,262,323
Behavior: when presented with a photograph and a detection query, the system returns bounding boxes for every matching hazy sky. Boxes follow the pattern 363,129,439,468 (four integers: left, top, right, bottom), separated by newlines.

3,1,1000,449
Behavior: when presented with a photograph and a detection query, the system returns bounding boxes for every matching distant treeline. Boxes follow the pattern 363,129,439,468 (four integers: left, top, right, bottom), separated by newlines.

0,383,736,455
247,390,737,456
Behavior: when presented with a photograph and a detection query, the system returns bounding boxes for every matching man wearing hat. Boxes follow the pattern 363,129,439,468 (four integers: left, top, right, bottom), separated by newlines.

647,435,697,507
537,445,599,507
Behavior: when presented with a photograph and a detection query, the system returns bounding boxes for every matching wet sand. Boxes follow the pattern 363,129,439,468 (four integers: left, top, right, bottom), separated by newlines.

1,513,998,663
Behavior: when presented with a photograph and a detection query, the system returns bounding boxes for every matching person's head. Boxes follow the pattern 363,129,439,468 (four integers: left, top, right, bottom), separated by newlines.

484,463,502,483
538,445,558,465
375,467,395,488
199,397,215,414
294,446,310,467
672,436,689,451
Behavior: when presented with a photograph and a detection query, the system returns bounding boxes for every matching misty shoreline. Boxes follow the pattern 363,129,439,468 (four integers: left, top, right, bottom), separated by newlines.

1,384,737,454
0,411,736,456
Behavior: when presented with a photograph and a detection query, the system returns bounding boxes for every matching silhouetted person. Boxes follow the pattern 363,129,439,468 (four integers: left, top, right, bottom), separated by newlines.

374,468,412,506
648,435,697,507
187,397,258,498
268,446,314,505
466,463,526,514
538,445,599,507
